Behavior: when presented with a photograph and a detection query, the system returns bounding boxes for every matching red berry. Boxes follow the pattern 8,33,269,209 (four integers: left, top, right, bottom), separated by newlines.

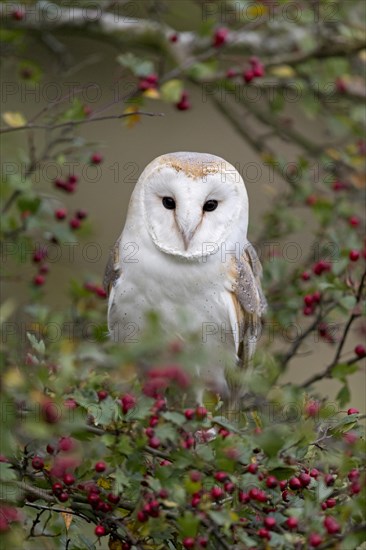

308,533,323,547
52,482,63,496
224,481,235,493
289,477,301,490
310,468,320,478
58,492,69,502
32,456,44,470
95,525,106,537
69,218,81,230
252,62,265,77
239,491,250,503
306,195,317,206
313,260,331,276
149,415,159,427
39,263,49,275
354,345,366,358
33,274,46,286
107,493,120,505
91,153,103,164
76,209,88,220
335,77,347,93
326,498,336,508
95,461,106,473
303,306,314,316
279,480,287,490
137,510,148,522
350,481,361,494
97,390,108,401
264,516,276,529
349,250,360,262
299,473,311,487
214,471,228,483
149,436,161,449
197,537,208,548
58,437,74,452
304,294,314,306
247,463,258,474
347,407,360,415
324,474,335,486
183,538,195,549
258,528,271,540
95,286,107,298
184,408,195,420
348,468,359,481
55,208,67,220
282,490,290,502
210,486,224,500
189,470,201,482
12,9,25,20
226,68,237,79
46,444,55,454
213,27,228,47
243,69,254,83
63,473,75,486
176,91,191,111
195,406,207,419
121,393,136,414
87,493,100,507
169,33,178,43
218,427,230,438
266,475,278,488
323,516,340,534
159,489,169,499
301,271,311,281
286,517,298,530
349,215,360,227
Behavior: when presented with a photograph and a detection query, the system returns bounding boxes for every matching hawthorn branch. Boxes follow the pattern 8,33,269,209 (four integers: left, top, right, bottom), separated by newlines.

0,110,164,135
301,269,366,388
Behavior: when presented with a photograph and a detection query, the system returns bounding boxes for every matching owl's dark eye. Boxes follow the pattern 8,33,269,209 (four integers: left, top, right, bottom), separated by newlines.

162,197,176,210
203,199,218,212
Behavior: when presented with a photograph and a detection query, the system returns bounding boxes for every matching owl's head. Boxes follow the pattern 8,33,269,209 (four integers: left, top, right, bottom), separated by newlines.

132,152,249,259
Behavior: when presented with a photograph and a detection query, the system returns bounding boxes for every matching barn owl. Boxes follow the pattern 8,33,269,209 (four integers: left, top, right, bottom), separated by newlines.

104,152,266,408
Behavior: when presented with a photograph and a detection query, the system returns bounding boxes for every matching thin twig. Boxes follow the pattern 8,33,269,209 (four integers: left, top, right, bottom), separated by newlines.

0,111,164,135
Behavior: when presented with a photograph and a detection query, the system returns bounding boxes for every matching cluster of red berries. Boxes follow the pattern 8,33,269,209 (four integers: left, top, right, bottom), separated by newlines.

138,73,159,91
312,260,332,276
55,207,88,230
302,290,321,316
243,56,265,83
84,281,107,298
32,248,49,287
54,174,79,193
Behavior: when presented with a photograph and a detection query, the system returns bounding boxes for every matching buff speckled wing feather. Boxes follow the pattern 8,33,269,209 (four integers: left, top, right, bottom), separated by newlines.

231,242,267,368
103,237,121,296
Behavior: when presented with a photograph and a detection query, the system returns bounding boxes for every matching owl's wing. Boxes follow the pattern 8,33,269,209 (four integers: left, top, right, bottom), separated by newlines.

229,242,267,368
103,236,122,296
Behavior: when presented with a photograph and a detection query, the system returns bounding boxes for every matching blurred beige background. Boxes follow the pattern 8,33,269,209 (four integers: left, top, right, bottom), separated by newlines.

2,35,365,412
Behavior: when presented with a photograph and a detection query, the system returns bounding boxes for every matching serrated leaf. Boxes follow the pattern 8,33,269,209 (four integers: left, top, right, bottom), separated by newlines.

0,462,17,482
2,111,26,128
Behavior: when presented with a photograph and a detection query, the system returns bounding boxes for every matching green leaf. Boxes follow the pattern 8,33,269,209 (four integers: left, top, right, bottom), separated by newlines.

336,383,350,407
160,80,184,103
177,511,200,538
187,60,218,80
331,363,359,381
0,462,17,482
117,53,154,77
162,411,186,426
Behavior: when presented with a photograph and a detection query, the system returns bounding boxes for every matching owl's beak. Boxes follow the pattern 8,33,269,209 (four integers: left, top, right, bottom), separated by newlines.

176,213,202,250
